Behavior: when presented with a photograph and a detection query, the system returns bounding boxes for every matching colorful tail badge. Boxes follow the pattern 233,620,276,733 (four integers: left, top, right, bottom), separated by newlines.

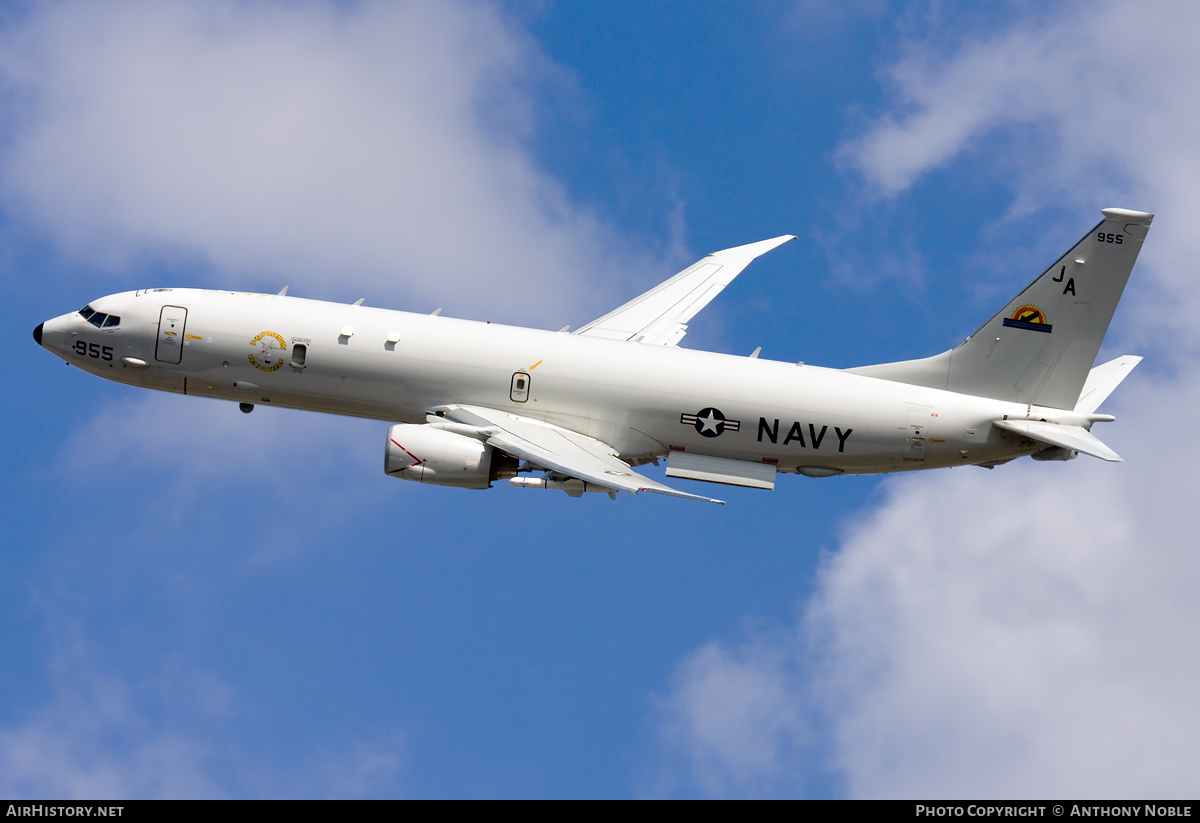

1003,305,1053,333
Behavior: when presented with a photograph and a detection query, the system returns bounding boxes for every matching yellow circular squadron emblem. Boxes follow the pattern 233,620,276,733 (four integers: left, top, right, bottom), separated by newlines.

1011,305,1047,326
248,331,287,371
1003,304,1053,333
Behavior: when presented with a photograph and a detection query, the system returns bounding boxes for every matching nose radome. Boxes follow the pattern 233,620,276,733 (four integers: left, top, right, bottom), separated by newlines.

33,323,43,346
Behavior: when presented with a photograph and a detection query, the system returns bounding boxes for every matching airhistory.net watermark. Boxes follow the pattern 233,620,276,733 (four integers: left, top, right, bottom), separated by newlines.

5,807,123,817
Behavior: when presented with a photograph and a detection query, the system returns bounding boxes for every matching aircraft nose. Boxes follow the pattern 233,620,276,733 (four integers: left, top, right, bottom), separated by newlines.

33,322,43,346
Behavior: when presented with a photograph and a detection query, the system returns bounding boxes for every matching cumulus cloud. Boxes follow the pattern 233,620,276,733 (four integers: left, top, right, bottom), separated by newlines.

657,0,1200,798
0,0,663,324
659,377,1200,797
808,386,1200,797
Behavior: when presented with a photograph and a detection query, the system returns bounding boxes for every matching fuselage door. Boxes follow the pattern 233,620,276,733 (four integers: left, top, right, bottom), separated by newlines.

156,305,187,364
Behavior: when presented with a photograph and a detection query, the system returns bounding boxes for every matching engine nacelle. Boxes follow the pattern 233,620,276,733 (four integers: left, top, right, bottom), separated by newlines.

384,423,517,489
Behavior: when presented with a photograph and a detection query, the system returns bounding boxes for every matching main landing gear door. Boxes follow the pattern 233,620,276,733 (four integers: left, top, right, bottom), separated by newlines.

156,305,188,364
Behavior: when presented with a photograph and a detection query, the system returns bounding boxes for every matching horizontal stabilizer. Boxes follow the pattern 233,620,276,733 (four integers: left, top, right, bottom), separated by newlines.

437,405,725,504
1074,355,1142,414
574,235,794,346
993,419,1123,462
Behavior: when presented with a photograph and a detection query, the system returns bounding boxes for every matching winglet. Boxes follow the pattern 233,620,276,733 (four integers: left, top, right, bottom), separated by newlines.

574,235,795,346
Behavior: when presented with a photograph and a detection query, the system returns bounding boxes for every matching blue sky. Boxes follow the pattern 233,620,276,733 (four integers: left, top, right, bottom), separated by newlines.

3,0,1199,798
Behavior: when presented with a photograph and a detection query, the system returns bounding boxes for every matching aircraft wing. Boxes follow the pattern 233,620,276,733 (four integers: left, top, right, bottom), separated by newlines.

433,405,725,504
573,235,795,346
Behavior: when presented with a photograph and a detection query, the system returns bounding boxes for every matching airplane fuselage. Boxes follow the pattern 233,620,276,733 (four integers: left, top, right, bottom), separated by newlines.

37,287,1050,478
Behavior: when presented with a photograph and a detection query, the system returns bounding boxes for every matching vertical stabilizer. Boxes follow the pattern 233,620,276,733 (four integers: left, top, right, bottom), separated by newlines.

849,209,1152,410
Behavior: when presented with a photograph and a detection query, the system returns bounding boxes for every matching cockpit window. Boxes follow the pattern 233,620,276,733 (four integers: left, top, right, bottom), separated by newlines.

79,305,120,328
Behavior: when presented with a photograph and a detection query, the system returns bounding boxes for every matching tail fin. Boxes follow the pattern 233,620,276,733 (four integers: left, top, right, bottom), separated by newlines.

849,208,1153,410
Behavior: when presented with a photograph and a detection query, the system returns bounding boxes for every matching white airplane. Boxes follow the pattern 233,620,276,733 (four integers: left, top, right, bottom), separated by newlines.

34,208,1152,504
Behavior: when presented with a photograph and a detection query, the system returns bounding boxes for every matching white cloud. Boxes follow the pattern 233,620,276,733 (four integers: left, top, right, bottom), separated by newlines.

838,1,1200,343
0,618,226,798
0,673,409,799
656,0,1200,798
56,390,392,568
0,0,663,324
811,382,1200,797
61,391,372,480
835,0,1200,345
0,718,221,799
0,605,409,799
840,4,1200,201
651,639,809,798
657,373,1200,798
309,733,408,800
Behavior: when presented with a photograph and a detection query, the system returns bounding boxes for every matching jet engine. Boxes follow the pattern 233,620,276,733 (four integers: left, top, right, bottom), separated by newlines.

384,423,518,489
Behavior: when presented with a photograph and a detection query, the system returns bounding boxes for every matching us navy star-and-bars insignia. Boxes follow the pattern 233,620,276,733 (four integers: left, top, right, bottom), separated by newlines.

681,407,741,438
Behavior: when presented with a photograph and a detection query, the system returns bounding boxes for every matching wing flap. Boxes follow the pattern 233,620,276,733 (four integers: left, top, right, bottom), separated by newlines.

993,419,1123,462
574,235,794,346
437,405,725,504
